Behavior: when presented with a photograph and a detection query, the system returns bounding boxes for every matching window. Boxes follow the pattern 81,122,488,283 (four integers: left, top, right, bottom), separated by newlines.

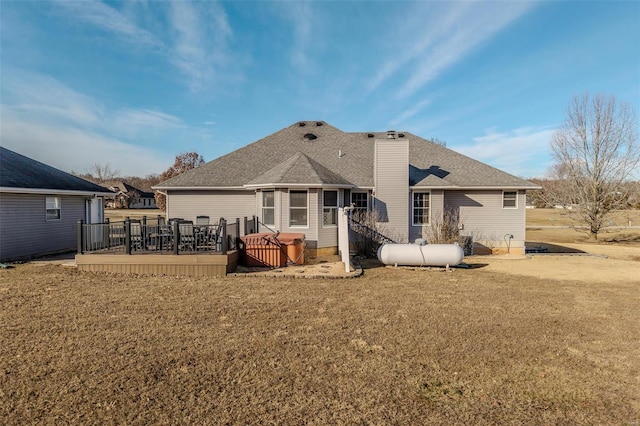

262,191,275,226
412,192,430,225
289,190,308,227
503,191,517,208
46,196,61,220
323,190,338,226
351,192,368,210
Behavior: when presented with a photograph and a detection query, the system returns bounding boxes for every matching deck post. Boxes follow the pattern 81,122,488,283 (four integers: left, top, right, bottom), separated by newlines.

141,216,147,250
77,219,84,254
221,219,228,253
235,218,240,249
253,215,258,233
173,220,180,255
125,218,132,255
243,216,247,236
103,218,110,250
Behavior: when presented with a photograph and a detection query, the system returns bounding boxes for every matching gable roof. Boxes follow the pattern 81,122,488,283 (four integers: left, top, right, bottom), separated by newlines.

0,147,114,196
155,121,538,190
246,152,352,187
104,181,155,198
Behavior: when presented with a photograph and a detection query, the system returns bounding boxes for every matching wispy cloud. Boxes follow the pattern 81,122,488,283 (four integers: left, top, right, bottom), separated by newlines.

453,126,555,178
0,72,209,175
53,0,234,92
113,109,185,129
2,71,104,127
279,2,314,71
52,0,160,47
367,2,534,99
168,1,232,91
1,106,171,176
389,98,433,127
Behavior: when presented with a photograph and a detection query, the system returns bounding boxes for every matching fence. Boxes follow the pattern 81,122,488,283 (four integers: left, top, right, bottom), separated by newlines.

78,215,258,255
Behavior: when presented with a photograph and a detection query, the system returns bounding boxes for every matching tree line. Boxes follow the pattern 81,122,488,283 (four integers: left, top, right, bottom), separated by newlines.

75,152,205,210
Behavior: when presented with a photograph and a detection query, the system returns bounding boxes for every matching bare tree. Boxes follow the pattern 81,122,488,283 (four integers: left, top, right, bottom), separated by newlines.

87,163,121,185
424,207,461,244
430,138,447,147
546,94,639,240
349,209,399,257
155,152,205,211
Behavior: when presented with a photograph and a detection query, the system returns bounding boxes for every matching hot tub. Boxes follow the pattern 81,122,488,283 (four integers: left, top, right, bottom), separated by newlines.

240,233,306,267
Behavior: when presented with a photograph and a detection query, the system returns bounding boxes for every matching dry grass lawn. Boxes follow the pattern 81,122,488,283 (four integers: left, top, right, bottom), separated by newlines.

2,255,639,424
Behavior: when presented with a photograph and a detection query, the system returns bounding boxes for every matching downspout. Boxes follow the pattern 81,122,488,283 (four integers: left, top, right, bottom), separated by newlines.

156,189,168,219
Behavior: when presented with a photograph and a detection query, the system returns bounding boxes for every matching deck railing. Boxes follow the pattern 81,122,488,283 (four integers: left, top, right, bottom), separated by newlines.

77,215,258,255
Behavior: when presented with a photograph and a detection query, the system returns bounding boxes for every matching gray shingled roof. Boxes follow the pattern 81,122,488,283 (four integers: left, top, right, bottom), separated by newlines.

155,121,538,189
0,147,114,194
247,152,352,187
105,181,155,198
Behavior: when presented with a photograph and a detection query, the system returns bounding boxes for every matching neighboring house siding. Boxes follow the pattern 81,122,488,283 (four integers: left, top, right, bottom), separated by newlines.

374,139,409,243
130,197,157,209
166,190,256,224
0,193,86,261
444,190,526,249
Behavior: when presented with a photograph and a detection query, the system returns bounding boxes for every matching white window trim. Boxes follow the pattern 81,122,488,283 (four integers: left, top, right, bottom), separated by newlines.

322,190,338,228
262,190,275,226
289,189,309,228
350,191,369,211
503,190,518,209
411,191,431,226
46,196,61,221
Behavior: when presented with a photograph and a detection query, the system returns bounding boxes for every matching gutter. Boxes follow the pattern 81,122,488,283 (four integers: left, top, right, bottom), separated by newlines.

0,187,114,197
243,183,354,190
410,185,543,191
151,185,246,191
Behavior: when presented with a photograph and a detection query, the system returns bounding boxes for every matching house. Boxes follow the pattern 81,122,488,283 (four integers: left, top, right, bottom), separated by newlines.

104,181,157,209
0,147,114,262
153,121,539,256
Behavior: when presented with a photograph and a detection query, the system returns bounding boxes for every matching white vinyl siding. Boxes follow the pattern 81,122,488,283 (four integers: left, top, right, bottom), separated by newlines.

374,139,409,242
503,191,517,208
322,190,338,226
444,190,526,248
166,190,256,225
289,190,308,227
46,196,61,220
412,192,430,225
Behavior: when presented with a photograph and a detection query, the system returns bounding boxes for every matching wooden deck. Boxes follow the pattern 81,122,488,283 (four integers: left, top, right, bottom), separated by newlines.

75,251,239,276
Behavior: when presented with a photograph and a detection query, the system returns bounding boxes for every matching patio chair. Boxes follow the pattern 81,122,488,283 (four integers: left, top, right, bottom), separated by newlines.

179,222,196,251
196,215,210,226
130,222,143,251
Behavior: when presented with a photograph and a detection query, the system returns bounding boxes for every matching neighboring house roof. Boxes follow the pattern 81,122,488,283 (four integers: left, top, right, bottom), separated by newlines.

155,121,539,190
0,147,114,196
104,181,154,198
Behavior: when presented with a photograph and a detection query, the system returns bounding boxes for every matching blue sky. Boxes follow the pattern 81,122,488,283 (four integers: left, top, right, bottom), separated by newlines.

1,1,638,179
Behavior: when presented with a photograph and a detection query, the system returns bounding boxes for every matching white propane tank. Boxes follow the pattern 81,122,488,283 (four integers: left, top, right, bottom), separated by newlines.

377,243,464,267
